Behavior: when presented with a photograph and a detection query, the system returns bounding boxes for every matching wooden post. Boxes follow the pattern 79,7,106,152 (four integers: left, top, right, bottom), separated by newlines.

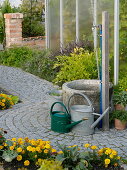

102,11,109,130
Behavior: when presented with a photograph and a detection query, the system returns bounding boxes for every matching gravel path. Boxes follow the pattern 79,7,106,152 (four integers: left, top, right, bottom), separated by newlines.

0,65,127,163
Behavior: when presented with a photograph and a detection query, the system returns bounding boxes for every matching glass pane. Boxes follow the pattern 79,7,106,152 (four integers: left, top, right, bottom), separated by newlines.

78,0,93,41
49,0,60,50
63,0,76,45
97,0,114,53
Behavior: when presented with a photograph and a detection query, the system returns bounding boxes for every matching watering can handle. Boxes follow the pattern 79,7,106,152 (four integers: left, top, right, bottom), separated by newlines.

68,92,93,111
50,101,69,115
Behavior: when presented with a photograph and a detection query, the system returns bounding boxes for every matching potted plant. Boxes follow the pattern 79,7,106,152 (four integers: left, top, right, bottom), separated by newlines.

112,110,127,130
46,89,63,111
113,91,127,110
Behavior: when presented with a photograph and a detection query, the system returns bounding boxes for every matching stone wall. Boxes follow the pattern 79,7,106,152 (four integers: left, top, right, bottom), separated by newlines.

4,13,45,48
22,36,45,48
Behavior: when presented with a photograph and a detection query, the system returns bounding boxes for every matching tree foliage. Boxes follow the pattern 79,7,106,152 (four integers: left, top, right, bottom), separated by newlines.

0,0,19,44
20,0,45,37
0,0,12,43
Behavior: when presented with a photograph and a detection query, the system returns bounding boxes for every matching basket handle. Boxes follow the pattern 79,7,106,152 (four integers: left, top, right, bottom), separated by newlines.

68,92,93,111
50,102,69,115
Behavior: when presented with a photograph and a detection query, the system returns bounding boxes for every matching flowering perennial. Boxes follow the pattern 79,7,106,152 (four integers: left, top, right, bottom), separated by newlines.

84,143,121,168
0,93,18,110
0,136,123,169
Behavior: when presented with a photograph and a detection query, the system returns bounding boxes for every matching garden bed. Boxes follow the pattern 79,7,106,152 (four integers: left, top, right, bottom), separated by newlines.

0,88,20,111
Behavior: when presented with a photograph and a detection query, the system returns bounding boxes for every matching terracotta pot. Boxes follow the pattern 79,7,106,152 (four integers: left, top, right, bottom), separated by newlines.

115,104,125,111
115,119,126,130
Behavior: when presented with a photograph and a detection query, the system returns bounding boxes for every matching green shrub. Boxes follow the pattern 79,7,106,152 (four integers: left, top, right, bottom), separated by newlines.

0,46,56,82
0,46,33,67
53,47,98,86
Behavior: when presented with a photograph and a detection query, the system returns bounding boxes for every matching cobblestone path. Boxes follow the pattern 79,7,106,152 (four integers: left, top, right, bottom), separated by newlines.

0,66,127,160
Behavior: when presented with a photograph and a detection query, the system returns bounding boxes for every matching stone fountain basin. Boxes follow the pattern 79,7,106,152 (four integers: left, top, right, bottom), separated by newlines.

62,79,113,113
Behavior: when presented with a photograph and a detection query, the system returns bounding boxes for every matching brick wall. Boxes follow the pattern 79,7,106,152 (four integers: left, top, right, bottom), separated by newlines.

4,13,45,48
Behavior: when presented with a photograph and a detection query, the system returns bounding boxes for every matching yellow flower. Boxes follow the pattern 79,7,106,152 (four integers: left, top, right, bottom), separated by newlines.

126,89,127,91
44,149,49,154
105,159,110,165
91,145,97,150
98,149,103,153
2,99,5,102
114,163,118,167
17,138,23,142
31,140,36,146
24,137,29,142
27,146,32,151
117,156,120,160
21,150,25,154
24,160,30,166
1,94,6,97
58,151,63,154
109,154,114,159
105,149,112,155
10,146,15,150
40,145,45,149
36,147,41,152
1,103,5,107
84,143,90,148
17,155,22,161
4,143,7,147
13,142,17,147
10,101,14,105
17,147,22,153
45,144,50,149
11,138,16,141
52,149,57,153
31,147,36,152
112,150,117,156
0,145,4,149
18,140,24,145
68,146,72,148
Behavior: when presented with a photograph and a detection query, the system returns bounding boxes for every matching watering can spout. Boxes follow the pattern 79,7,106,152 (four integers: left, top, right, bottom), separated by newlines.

91,107,109,129
66,118,88,129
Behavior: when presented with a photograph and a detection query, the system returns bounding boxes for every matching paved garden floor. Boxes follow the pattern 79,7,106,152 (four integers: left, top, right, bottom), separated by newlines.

0,66,127,160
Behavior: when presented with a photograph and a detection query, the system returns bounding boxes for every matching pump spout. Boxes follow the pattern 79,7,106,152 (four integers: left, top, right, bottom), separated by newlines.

66,118,88,129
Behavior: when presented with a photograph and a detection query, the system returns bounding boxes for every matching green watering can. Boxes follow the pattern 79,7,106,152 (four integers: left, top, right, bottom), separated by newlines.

50,102,88,133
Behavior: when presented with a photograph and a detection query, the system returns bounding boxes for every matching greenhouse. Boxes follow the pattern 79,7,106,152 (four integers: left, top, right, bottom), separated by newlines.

45,0,119,84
